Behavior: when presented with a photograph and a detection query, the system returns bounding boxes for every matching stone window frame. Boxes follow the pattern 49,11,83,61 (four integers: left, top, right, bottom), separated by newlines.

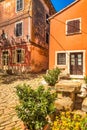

16,0,24,12
56,52,66,66
15,21,23,37
66,18,81,35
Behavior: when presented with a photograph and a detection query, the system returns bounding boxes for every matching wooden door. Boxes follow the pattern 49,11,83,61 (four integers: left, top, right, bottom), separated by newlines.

70,53,83,75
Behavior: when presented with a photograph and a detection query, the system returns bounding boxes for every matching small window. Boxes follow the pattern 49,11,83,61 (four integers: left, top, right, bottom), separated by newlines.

66,19,80,35
15,22,22,37
16,0,23,12
12,49,25,63
16,49,25,63
57,53,66,65
17,49,22,63
2,51,9,65
46,14,49,24
46,33,49,44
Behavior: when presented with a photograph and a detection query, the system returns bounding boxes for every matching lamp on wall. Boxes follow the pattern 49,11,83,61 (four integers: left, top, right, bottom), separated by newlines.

26,34,30,41
1,30,7,40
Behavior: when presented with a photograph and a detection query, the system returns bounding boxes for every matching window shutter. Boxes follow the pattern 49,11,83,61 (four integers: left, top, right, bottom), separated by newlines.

21,49,25,63
67,21,73,34
14,27,16,36
67,19,80,34
19,23,22,36
12,50,16,64
74,20,80,32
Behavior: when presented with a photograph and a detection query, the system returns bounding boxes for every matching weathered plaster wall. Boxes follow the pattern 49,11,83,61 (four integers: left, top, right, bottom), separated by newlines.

0,0,32,23
32,0,50,44
0,0,32,43
30,45,48,72
0,0,55,73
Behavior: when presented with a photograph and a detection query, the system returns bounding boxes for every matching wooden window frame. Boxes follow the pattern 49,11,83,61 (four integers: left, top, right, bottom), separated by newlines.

66,18,81,35
12,48,25,64
2,50,9,66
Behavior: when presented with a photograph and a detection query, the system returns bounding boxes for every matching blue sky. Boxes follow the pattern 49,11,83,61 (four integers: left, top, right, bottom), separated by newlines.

51,0,75,12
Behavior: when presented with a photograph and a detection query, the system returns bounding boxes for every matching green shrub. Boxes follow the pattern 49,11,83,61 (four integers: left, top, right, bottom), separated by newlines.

16,84,57,130
81,117,87,130
43,67,61,86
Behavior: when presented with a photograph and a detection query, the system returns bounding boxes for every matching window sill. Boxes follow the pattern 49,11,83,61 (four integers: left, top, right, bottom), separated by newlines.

66,32,82,36
55,65,66,68
15,8,24,14
16,35,23,37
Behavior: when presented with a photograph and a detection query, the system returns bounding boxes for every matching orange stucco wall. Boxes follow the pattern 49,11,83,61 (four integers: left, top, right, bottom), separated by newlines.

49,0,87,76
30,45,48,72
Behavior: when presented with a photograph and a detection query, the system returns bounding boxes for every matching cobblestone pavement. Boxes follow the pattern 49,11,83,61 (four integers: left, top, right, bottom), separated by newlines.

0,73,44,130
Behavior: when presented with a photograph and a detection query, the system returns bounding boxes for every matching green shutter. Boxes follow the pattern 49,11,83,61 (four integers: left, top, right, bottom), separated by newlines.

21,49,25,63
12,50,16,63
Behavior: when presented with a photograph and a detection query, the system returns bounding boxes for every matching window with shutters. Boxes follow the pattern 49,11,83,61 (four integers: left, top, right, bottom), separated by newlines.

17,49,25,63
2,51,9,65
12,50,16,64
46,33,49,44
57,53,66,65
15,21,23,37
12,49,25,64
16,0,23,12
46,14,49,24
66,18,81,35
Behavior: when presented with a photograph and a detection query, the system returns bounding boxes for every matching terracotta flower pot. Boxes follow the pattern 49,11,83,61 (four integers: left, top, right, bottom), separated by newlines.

43,124,51,130
21,123,51,130
21,122,28,130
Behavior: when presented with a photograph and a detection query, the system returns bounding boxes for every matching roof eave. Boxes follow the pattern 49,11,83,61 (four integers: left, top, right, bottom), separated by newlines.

48,0,80,20
44,0,56,14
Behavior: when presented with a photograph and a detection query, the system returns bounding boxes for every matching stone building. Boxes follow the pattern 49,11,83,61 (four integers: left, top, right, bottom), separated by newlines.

0,0,55,73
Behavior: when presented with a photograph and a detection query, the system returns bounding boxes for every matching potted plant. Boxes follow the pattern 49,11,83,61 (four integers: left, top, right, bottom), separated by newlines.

16,84,57,130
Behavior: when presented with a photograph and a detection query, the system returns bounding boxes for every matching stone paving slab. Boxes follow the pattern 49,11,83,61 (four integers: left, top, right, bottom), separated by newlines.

0,83,21,130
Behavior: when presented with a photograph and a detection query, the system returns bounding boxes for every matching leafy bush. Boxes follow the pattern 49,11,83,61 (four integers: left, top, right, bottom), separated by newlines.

16,84,57,130
43,67,61,86
81,117,87,130
51,111,87,130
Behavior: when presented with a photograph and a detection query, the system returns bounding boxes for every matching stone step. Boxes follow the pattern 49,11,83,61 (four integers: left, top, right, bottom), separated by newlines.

55,97,74,111
56,81,81,93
